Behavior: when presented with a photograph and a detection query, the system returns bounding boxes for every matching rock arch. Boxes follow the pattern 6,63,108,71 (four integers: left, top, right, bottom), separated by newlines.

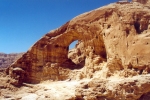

8,2,150,85
8,20,106,84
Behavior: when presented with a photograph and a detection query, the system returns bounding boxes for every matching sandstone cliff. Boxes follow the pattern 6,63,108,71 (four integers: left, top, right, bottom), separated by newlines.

5,1,150,100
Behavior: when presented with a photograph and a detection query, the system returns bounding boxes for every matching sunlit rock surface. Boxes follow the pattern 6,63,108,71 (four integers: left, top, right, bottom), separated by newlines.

4,1,150,100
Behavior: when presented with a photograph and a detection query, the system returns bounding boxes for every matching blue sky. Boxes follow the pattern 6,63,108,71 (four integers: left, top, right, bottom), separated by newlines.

0,0,116,53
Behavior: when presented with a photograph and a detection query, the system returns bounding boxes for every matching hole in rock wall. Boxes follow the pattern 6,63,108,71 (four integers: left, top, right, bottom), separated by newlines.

68,40,85,69
69,40,78,50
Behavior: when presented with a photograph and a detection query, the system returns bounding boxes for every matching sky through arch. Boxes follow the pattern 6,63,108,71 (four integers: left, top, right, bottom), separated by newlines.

69,40,78,50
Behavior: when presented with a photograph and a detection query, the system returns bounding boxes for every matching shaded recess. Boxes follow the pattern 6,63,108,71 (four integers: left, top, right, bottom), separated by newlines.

134,20,141,34
139,92,150,100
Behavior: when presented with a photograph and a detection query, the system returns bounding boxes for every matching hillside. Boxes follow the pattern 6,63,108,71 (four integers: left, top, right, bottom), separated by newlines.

0,53,23,69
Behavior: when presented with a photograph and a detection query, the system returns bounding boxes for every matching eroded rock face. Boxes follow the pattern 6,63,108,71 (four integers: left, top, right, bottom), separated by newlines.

75,75,150,100
132,0,149,4
7,1,150,97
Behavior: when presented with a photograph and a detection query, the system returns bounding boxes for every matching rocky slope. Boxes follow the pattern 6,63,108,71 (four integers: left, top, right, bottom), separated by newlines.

0,53,23,69
2,0,150,100
0,74,150,100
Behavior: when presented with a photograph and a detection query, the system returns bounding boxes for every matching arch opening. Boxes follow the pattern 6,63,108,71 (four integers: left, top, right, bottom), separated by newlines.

69,40,78,50
67,40,85,69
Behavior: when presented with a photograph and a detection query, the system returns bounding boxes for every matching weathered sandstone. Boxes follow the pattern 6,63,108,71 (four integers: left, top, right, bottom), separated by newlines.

132,0,149,4
4,1,150,99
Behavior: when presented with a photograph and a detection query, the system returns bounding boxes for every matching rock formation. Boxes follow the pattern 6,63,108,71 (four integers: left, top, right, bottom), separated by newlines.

132,0,149,4
5,1,150,99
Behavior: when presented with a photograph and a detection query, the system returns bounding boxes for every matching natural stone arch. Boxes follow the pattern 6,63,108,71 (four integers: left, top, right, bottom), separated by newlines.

8,21,107,84
8,5,119,84
5,3,150,99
